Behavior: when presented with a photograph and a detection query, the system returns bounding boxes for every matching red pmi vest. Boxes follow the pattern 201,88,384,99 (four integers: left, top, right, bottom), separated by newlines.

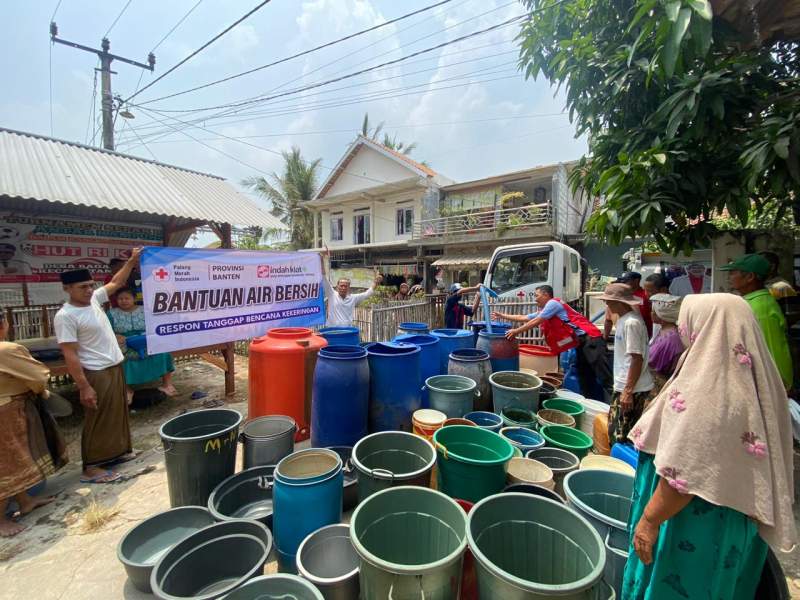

538,298,601,354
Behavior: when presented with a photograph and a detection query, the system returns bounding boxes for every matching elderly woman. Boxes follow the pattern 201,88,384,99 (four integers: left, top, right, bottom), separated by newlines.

647,294,684,391
0,310,68,537
624,294,796,599
108,287,176,403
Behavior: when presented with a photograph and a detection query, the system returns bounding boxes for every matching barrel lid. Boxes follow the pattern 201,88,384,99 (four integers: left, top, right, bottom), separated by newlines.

392,333,439,346
366,341,420,356
431,328,473,338
412,409,447,426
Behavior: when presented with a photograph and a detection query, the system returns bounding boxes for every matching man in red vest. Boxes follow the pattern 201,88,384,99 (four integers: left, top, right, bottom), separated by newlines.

493,285,612,401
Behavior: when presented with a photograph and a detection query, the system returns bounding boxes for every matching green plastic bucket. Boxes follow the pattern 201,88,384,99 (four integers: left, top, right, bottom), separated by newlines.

542,398,586,428
467,493,606,599
540,425,593,459
489,371,541,414
425,375,480,419
500,406,537,429
433,425,514,503
350,486,467,599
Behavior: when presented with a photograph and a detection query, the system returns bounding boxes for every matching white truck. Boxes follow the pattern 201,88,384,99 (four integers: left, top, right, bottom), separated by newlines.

484,241,583,303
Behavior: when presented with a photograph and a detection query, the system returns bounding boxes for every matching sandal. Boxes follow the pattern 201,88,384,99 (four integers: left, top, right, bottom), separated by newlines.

80,470,122,484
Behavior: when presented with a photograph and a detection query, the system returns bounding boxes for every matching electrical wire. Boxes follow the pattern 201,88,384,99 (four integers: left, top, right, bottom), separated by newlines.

151,0,205,52
85,65,99,145
123,48,519,138
104,0,134,38
120,118,159,161
50,0,64,22
49,0,64,135
137,0,455,106
124,0,274,104
142,13,526,115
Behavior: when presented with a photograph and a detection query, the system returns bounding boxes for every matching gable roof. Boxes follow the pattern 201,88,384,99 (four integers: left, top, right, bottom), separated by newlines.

314,135,448,200
0,127,285,230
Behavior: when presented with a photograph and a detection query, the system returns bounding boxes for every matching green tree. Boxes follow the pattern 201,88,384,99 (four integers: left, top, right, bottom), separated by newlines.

517,0,799,253
242,147,321,250
360,112,418,155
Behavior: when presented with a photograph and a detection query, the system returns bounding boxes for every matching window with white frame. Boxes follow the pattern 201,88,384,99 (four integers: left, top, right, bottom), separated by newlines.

330,214,343,241
396,206,414,235
353,213,370,244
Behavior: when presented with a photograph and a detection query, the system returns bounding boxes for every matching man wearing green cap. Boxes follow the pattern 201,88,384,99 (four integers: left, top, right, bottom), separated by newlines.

721,254,793,390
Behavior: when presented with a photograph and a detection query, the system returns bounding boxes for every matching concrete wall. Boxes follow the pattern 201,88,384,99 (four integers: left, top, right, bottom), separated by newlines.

326,146,419,197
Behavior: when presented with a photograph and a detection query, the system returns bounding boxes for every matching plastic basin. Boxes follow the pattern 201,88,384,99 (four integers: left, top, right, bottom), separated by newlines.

498,427,545,454
526,447,580,496
542,398,586,428
502,483,565,504
351,486,467,599
208,466,275,530
117,506,215,593
463,411,502,432
467,493,606,599
536,408,576,429
539,425,593,459
433,425,514,503
296,524,359,599
352,431,435,502
500,406,537,429
222,574,324,599
563,469,633,548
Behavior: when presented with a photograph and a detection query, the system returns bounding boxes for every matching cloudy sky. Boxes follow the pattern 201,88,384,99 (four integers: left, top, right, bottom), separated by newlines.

2,0,586,200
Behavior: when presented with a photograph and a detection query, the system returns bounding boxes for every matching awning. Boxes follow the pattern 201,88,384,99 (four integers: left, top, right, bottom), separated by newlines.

432,254,491,268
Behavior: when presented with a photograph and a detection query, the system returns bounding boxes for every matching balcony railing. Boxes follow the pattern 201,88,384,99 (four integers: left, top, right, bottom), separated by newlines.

412,202,550,240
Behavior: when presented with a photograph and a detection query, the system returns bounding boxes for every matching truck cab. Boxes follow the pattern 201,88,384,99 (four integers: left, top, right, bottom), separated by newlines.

484,242,582,303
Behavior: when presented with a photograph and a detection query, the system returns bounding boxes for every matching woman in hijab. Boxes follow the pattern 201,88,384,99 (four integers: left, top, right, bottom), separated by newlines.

0,310,68,537
647,294,684,392
623,294,795,599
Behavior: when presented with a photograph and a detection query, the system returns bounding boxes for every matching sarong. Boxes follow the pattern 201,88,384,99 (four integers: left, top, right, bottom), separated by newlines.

82,364,132,466
0,393,67,497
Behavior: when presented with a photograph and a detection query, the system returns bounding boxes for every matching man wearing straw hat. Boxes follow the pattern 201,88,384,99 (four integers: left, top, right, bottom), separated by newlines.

597,283,654,444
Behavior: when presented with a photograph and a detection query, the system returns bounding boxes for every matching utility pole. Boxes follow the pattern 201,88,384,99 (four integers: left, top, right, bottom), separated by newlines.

50,23,155,151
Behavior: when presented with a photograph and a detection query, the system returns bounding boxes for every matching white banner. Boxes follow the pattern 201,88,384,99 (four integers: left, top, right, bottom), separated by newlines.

141,247,324,353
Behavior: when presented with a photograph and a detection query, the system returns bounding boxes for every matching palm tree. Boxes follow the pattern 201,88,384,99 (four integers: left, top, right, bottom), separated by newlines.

242,147,321,250
360,112,417,156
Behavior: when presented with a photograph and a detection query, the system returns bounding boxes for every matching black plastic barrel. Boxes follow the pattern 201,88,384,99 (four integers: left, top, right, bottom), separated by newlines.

159,409,243,507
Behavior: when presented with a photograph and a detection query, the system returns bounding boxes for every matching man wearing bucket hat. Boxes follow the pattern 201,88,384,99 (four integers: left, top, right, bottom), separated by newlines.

598,283,654,444
54,249,141,484
721,253,793,390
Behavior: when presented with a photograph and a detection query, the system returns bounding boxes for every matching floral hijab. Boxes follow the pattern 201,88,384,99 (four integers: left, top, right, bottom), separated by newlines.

630,293,796,552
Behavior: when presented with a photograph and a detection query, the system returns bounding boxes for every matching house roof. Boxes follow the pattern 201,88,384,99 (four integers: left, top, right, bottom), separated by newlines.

441,161,577,193
0,127,285,230
314,135,450,201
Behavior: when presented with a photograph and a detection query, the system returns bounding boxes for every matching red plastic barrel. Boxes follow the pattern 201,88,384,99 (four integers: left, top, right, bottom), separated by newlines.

454,499,478,600
248,327,327,441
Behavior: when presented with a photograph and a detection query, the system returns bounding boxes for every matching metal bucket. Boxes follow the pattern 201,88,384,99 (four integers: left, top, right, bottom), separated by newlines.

352,431,436,502
241,415,297,469
296,524,360,600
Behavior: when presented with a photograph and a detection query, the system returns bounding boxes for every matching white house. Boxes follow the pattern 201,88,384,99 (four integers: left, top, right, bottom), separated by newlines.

305,135,590,289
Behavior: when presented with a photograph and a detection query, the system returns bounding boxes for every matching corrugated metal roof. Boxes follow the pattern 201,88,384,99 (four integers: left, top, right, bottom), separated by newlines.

432,254,491,267
0,128,285,230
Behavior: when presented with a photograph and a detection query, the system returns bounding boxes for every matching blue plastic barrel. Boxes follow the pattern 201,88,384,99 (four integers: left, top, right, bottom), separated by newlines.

476,330,520,372
430,329,474,374
397,322,429,335
467,321,511,347
311,345,369,447
318,326,360,347
392,333,440,408
273,448,343,573
367,342,421,432
611,443,639,470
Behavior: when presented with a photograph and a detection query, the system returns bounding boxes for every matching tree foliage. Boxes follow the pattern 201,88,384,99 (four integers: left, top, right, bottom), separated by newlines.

517,0,800,253
242,147,321,250
360,112,418,155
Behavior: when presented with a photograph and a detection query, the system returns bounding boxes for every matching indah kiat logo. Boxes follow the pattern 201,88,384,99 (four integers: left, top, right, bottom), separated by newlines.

257,264,304,278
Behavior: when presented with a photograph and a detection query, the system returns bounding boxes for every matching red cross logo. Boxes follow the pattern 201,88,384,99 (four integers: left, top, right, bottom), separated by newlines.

153,267,170,282
257,265,270,278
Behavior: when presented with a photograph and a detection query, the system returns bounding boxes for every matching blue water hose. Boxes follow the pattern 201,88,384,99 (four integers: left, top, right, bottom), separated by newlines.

479,285,499,333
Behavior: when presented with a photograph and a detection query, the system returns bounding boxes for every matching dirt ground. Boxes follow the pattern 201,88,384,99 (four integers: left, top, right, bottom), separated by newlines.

0,356,799,599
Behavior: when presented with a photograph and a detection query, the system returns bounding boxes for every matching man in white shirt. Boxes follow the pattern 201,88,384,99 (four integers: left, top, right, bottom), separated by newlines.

597,283,655,444
54,248,141,483
320,249,382,327
668,262,711,297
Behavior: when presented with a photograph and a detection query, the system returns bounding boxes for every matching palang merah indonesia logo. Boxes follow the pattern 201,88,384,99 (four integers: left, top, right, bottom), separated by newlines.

257,264,271,278
152,266,171,282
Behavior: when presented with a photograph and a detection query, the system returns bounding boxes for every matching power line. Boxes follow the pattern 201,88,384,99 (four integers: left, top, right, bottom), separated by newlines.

122,67,522,146
143,13,526,115
49,43,54,136
124,0,274,104
137,0,455,106
124,48,518,137
131,113,567,146
151,0,205,52
120,118,158,161
49,0,64,22
104,0,134,39
85,65,99,144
